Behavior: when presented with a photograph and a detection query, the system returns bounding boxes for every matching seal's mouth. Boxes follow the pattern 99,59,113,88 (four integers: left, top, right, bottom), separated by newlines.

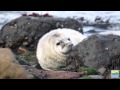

61,47,73,54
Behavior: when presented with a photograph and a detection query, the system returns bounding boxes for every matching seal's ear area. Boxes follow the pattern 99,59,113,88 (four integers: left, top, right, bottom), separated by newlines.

52,33,60,37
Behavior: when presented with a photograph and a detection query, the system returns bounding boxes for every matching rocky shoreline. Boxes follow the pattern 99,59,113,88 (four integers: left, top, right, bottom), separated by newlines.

0,15,120,79
0,16,83,53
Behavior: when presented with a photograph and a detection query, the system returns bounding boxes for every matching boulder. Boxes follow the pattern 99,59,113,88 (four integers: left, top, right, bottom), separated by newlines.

0,16,83,52
68,34,120,70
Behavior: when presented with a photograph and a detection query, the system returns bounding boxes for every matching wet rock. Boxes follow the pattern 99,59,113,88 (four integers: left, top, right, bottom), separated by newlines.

76,16,111,29
84,22,110,29
18,59,31,66
86,29,97,33
85,29,104,35
0,16,83,53
68,34,120,71
95,16,103,23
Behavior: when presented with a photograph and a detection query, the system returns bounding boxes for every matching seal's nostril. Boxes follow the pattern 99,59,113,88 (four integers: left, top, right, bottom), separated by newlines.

68,44,73,47
70,44,73,46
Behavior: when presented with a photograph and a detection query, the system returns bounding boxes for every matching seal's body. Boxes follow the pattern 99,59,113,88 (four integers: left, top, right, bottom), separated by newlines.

36,28,87,71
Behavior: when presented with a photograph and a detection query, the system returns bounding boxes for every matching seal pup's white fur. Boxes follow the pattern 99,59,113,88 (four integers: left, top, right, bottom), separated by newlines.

36,28,87,71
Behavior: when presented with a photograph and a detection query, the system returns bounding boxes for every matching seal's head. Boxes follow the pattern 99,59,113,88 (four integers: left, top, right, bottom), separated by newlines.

50,33,73,55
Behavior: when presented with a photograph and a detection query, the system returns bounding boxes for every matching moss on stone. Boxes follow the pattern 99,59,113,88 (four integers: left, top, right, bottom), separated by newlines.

16,51,37,62
79,75,93,79
78,67,99,75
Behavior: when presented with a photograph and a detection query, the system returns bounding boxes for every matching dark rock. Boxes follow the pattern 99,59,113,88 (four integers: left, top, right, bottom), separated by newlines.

0,16,83,52
94,23,110,29
85,29,104,34
86,29,96,33
95,16,102,22
68,34,120,71
84,23,110,29
34,63,42,69
76,16,111,29
18,59,31,66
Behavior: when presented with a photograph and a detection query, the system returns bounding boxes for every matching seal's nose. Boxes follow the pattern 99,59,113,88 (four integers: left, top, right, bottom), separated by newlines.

68,43,73,47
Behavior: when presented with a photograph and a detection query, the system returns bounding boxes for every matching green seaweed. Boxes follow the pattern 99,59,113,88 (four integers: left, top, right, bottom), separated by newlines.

79,75,93,79
78,67,99,75
16,51,37,62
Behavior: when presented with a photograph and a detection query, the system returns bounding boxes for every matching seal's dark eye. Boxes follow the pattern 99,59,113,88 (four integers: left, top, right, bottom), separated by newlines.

68,38,70,41
56,42,60,45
